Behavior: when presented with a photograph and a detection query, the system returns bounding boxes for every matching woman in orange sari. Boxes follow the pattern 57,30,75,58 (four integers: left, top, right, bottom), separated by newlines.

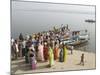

54,42,59,60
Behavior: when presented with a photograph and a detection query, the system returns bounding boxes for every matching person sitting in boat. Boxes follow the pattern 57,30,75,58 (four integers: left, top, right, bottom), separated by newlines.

72,31,80,41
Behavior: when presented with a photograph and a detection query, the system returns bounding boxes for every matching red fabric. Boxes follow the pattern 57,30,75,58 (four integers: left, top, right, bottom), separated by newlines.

54,47,59,60
43,46,49,61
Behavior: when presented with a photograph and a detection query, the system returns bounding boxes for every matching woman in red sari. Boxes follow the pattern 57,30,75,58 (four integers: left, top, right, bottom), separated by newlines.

54,42,59,60
43,42,49,61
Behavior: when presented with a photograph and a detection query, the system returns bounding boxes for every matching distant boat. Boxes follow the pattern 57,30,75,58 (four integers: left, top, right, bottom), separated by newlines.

62,30,89,46
63,37,88,46
79,34,89,40
85,19,96,23
67,39,88,46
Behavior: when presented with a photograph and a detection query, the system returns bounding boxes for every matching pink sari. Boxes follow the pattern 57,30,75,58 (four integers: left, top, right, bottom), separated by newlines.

37,45,44,61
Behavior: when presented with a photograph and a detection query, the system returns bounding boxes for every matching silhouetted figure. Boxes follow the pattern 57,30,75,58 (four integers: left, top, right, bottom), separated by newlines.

19,33,24,41
59,47,64,62
66,24,69,30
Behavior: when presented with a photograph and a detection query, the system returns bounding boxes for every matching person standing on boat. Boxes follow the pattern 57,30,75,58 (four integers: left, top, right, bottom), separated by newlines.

48,44,54,67
19,33,24,41
37,42,44,61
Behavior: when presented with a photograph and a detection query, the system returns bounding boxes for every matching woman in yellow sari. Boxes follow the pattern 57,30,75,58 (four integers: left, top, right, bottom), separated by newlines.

48,46,54,67
63,45,68,62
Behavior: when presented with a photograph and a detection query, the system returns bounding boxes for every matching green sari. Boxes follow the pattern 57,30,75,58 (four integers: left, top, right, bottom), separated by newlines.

49,47,54,67
63,47,68,62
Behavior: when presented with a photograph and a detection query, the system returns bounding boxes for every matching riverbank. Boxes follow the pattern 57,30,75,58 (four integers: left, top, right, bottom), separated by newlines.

11,50,96,74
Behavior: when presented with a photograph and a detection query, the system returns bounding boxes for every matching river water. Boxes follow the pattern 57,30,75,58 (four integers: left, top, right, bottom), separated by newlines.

11,1,96,53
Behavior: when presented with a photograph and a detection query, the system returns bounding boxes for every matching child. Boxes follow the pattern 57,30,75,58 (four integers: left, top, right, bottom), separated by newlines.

80,53,85,66
71,46,74,54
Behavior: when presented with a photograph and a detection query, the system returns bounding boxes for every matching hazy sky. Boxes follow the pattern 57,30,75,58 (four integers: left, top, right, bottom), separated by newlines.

12,0,95,14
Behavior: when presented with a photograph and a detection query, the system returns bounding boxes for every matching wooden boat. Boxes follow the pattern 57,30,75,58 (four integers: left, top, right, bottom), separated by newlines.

62,34,89,46
79,34,89,40
85,19,96,23
67,39,88,46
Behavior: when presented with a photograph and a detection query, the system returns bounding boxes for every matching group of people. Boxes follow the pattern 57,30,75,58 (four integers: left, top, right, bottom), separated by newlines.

11,25,85,70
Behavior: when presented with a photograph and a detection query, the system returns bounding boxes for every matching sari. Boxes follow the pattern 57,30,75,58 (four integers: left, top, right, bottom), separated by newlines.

59,48,64,62
54,46,59,60
63,47,68,62
49,47,54,67
43,46,48,61
37,44,44,61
